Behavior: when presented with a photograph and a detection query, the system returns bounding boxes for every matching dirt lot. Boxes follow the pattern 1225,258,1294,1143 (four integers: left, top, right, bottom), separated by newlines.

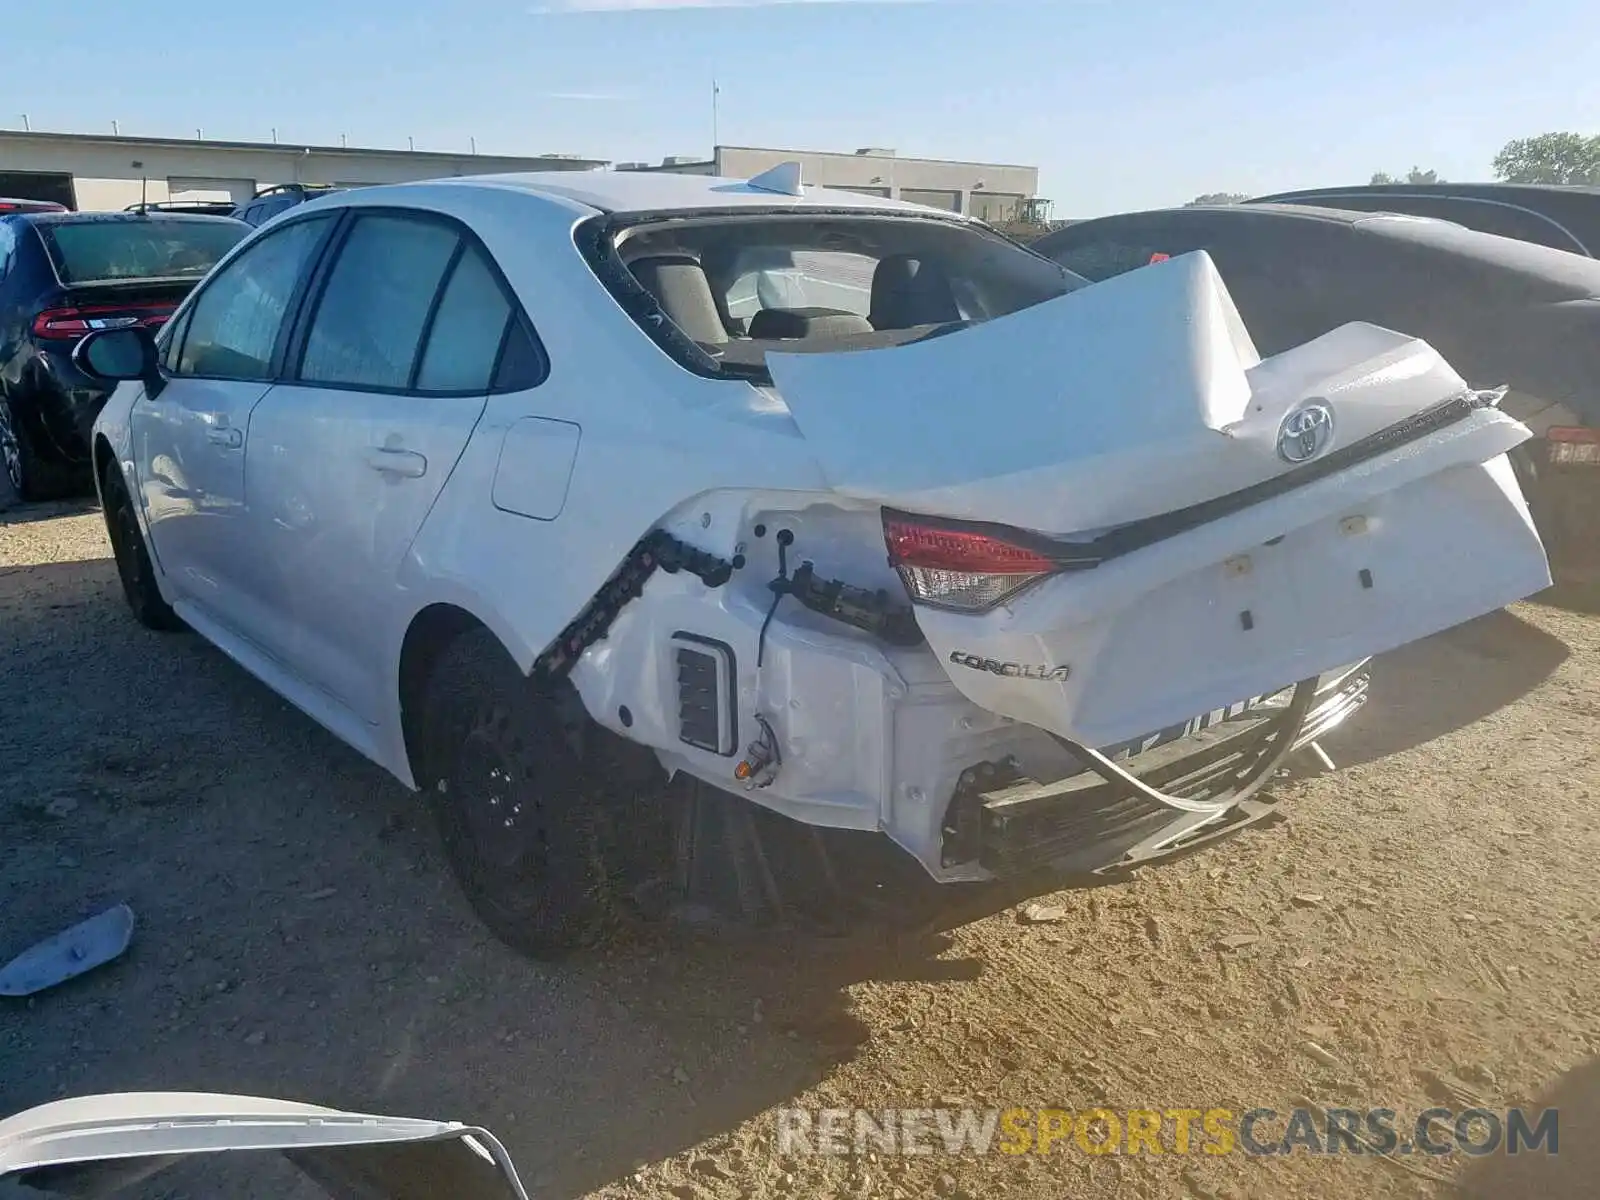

2,492,1597,1200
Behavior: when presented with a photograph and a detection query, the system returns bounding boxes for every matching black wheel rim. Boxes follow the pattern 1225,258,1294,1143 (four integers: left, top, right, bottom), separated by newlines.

454,703,547,878
0,401,22,492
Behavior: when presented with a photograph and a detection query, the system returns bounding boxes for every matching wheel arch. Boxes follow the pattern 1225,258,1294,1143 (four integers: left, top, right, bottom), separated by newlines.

396,601,526,790
92,433,118,499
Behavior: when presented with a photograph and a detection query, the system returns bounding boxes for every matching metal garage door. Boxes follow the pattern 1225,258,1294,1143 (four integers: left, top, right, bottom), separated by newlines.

167,177,256,204
0,171,76,209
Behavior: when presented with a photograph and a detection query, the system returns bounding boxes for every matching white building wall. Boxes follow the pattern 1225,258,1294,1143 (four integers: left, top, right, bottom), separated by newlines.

0,132,604,211
622,146,1040,219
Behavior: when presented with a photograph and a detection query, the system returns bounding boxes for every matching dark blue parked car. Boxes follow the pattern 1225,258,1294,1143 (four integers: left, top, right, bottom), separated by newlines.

0,210,248,500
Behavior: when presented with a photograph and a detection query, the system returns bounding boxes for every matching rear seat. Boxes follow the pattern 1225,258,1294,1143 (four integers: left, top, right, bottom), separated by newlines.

746,307,875,341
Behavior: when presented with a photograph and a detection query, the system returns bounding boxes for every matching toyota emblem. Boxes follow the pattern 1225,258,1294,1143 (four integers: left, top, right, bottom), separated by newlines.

1277,401,1335,464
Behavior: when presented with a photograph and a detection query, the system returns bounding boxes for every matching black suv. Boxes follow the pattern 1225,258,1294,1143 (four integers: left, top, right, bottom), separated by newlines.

232,183,344,228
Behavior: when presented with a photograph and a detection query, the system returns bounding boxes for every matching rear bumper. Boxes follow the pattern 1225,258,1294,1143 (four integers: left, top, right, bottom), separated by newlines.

13,348,110,466
951,667,1369,879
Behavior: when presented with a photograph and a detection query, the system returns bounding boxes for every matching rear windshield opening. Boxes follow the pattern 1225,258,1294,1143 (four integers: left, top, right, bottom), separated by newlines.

39,218,248,284
590,211,1085,380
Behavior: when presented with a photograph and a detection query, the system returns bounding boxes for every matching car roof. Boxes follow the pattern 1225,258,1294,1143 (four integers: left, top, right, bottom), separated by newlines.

1039,199,1600,295
1245,182,1600,254
392,170,975,219
1251,181,1600,204
1038,203,1458,243
1085,202,1452,227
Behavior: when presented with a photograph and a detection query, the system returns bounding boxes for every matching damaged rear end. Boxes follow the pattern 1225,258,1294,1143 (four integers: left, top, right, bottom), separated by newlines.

767,252,1545,749
573,233,1548,886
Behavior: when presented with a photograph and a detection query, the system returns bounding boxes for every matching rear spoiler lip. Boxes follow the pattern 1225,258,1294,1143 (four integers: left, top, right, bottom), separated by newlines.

885,386,1504,573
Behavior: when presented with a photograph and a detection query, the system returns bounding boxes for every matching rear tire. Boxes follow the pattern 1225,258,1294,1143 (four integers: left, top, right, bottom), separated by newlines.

421,629,611,959
100,459,184,631
0,394,75,503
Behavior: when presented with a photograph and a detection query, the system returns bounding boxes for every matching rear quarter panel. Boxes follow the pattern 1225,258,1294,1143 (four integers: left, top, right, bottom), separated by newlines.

381,186,834,781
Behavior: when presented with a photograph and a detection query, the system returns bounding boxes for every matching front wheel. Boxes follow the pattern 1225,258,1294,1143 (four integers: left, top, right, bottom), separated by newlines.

100,459,184,631
421,629,612,958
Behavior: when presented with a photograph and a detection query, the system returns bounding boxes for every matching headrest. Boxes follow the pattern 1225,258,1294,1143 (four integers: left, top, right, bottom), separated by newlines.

628,254,728,345
747,306,876,341
869,254,961,330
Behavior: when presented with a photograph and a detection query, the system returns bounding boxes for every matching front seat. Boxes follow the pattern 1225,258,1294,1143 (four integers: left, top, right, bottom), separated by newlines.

868,254,962,330
628,254,729,345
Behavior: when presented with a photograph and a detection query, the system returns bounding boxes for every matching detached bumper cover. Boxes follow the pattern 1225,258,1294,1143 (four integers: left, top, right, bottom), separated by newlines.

958,669,1369,878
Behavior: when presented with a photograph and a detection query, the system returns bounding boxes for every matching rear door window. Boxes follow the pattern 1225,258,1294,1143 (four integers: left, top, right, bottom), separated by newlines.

298,213,461,391
413,243,517,393
242,196,292,226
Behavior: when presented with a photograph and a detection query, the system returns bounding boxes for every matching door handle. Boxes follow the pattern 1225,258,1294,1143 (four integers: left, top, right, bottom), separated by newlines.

206,426,243,449
364,446,428,478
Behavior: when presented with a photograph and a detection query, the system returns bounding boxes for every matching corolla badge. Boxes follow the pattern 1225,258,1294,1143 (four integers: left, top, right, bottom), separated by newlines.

949,651,1070,682
1277,401,1335,464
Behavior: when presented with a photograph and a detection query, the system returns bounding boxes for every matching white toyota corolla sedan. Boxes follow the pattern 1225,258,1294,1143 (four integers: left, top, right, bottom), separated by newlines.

79,167,1550,956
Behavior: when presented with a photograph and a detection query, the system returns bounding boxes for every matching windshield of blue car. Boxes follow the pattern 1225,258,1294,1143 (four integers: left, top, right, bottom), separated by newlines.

38,216,248,284
596,209,1087,380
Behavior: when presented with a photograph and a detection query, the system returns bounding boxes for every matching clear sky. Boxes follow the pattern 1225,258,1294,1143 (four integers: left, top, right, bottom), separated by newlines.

4,0,1597,216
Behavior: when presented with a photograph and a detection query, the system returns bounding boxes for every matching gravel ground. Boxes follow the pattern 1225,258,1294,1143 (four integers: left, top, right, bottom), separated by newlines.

1,488,1597,1200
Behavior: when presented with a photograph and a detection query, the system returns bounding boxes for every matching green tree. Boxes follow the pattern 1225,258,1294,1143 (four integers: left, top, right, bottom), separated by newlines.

1492,132,1600,185
1370,167,1445,185
1185,192,1250,206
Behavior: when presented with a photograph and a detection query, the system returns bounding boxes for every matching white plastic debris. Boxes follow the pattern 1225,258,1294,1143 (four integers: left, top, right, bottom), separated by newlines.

0,904,135,997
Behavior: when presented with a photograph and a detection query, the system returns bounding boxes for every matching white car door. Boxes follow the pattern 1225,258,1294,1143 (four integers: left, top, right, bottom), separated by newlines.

243,211,526,724
132,213,337,644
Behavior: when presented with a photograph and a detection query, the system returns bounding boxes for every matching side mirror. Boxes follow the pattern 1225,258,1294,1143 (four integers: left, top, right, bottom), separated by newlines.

72,325,159,385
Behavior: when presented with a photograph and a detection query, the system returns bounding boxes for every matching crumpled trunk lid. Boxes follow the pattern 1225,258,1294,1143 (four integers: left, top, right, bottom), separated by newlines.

768,251,1503,535
767,252,1552,747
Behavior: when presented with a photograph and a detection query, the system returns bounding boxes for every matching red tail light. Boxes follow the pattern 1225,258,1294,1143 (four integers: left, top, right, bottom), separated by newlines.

32,304,174,340
1547,426,1599,443
883,512,1060,611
